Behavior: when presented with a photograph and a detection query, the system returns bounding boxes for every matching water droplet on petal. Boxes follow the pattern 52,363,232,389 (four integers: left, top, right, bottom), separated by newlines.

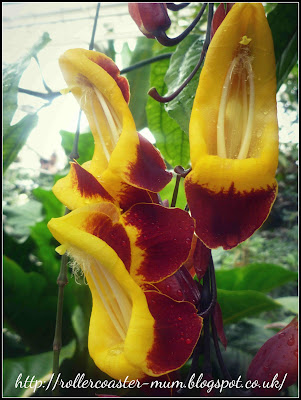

178,316,182,321
186,338,192,345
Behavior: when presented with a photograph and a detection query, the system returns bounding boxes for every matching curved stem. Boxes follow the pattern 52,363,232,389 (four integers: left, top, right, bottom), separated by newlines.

211,317,253,396
198,254,217,318
148,3,213,103
33,55,52,93
156,3,207,46
166,3,190,11
18,88,61,100
174,165,191,177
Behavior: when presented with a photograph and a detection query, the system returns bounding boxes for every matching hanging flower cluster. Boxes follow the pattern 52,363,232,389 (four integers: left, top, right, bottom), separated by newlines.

48,1,282,388
48,49,203,381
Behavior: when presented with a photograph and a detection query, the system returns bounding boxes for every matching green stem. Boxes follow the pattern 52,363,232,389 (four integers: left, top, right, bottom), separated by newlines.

89,3,100,50
18,88,61,100
52,225,69,396
171,173,181,207
120,53,172,74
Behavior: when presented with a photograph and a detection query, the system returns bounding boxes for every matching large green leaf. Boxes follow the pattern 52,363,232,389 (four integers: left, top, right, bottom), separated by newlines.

3,32,51,172
125,37,154,130
146,48,190,168
164,35,204,134
267,4,298,90
215,263,297,293
3,340,75,397
217,289,280,325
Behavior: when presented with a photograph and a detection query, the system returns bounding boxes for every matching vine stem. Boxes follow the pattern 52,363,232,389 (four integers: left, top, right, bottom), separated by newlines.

177,252,212,396
156,3,208,46
148,3,213,103
171,173,181,207
52,237,69,397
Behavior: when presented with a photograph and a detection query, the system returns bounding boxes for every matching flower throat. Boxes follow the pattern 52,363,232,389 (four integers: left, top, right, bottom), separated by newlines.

217,36,254,160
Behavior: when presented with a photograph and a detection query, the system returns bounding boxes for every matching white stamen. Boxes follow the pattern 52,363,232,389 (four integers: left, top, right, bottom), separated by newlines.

237,59,255,159
95,260,132,331
91,100,111,163
217,57,239,158
89,265,126,340
94,86,120,146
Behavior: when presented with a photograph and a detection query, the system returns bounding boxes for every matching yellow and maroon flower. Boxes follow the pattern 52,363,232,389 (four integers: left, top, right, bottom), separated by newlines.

48,202,202,381
54,49,172,211
185,3,279,250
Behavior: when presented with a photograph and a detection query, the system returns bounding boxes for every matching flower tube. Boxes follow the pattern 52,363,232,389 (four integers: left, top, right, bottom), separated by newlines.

185,3,278,250
54,49,172,211
48,202,202,381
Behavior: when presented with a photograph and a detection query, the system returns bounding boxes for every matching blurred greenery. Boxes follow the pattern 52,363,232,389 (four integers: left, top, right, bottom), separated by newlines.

3,3,298,397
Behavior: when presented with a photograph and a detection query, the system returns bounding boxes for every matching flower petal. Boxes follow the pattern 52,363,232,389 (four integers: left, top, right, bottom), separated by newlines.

154,266,201,307
117,132,172,193
185,171,277,249
144,291,202,376
121,203,195,283
52,162,115,210
186,3,278,249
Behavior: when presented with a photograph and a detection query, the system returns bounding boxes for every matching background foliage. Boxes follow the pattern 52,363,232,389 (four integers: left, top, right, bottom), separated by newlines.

3,3,298,397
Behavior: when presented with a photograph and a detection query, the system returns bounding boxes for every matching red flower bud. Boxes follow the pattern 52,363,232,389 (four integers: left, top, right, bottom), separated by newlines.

247,317,298,396
210,3,234,39
128,3,171,38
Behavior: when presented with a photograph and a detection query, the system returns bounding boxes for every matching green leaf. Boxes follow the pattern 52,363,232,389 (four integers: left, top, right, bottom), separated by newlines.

30,221,60,280
32,187,64,222
60,130,94,165
217,289,281,325
267,4,298,90
3,198,43,241
3,113,39,173
224,318,277,356
215,263,297,293
3,32,51,131
3,340,75,397
164,35,204,134
275,296,298,314
3,256,54,350
126,37,154,130
3,33,51,172
146,48,190,168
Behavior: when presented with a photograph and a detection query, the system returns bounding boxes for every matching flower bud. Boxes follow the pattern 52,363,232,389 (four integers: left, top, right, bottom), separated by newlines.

128,3,171,38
